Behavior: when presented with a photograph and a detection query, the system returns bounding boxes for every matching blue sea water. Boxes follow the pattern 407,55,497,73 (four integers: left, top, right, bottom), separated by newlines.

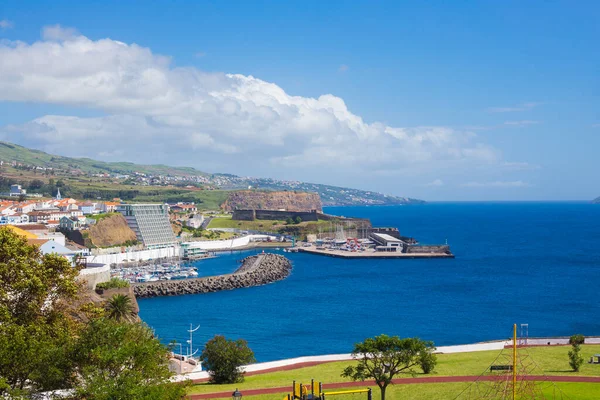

138,202,600,362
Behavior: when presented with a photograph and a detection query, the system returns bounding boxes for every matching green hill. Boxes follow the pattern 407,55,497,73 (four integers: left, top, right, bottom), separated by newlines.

0,141,423,206
0,141,208,177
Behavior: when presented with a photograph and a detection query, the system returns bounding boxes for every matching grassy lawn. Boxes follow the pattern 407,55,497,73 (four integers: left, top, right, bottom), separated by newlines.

219,382,600,400
207,216,334,233
189,345,600,397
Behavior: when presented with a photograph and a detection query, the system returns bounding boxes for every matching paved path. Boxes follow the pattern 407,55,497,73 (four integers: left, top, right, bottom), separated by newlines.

188,375,600,399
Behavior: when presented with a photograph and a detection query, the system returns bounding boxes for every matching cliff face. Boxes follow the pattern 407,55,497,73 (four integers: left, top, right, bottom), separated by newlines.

87,214,138,248
222,190,323,212
593,197,600,204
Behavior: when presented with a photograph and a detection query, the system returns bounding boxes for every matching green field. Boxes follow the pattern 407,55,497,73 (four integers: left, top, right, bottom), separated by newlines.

207,215,335,233
189,345,600,399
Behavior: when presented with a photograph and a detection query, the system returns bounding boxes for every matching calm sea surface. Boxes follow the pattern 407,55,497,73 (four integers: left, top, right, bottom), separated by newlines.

138,202,600,362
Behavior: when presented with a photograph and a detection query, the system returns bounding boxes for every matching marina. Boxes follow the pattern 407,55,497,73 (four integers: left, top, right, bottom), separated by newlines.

297,245,454,258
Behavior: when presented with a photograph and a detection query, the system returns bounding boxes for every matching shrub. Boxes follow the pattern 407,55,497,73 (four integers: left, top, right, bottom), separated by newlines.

96,278,130,290
568,343,584,372
569,334,585,345
418,348,438,374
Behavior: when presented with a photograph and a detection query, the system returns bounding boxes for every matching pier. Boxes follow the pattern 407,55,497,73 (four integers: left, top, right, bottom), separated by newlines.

297,247,454,259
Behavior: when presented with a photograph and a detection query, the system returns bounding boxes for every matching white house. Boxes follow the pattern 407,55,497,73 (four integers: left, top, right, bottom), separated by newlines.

0,214,29,225
80,202,100,215
186,214,205,229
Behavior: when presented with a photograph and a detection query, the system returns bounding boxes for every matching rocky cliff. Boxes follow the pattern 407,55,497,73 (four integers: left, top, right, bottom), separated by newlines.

221,190,323,212
86,214,138,248
133,253,292,298
593,197,600,204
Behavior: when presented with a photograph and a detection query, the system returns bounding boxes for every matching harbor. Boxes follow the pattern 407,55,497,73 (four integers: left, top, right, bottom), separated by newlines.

297,245,454,259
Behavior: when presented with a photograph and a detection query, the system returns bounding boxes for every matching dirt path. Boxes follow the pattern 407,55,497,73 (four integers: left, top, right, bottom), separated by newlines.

188,375,600,399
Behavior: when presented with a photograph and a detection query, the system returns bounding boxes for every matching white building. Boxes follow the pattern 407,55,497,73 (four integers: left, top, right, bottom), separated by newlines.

186,214,205,229
117,204,176,248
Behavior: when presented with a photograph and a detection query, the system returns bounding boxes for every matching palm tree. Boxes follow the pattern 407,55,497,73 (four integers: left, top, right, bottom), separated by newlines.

104,294,136,323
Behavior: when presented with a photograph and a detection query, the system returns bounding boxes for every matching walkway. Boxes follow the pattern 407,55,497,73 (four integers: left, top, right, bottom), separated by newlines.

188,375,600,399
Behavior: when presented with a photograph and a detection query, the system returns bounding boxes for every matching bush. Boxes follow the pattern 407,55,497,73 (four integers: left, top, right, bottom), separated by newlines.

418,349,438,374
199,335,255,384
568,343,584,372
96,278,130,290
569,334,585,345
294,216,302,224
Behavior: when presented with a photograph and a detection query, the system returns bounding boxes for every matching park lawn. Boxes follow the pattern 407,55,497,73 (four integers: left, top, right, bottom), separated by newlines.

188,345,600,395
196,382,600,400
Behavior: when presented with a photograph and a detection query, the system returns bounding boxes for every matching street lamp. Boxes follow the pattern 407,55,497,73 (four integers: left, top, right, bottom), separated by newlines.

232,388,242,400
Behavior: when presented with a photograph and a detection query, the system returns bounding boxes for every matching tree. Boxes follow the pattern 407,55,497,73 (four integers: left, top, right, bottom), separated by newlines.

341,334,436,400
0,227,81,394
200,335,256,384
105,293,137,323
569,334,585,345
569,342,584,372
28,179,45,190
73,318,187,399
294,216,302,224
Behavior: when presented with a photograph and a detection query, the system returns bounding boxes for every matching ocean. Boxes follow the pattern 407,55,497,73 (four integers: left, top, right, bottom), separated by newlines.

137,202,600,362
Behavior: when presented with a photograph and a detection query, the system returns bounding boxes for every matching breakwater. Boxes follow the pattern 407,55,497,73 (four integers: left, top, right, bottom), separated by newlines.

132,253,292,298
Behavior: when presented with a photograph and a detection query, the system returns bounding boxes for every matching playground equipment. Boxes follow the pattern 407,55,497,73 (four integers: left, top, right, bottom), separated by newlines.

284,380,372,400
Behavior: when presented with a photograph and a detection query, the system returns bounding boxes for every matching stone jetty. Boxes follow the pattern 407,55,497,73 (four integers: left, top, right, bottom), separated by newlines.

132,253,292,298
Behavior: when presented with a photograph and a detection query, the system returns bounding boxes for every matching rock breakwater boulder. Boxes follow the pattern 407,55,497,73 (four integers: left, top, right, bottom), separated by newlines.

133,253,292,298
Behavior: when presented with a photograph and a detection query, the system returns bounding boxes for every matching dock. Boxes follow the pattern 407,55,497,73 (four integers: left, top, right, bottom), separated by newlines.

297,247,454,259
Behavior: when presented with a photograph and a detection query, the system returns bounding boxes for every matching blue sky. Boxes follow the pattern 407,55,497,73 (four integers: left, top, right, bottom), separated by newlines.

0,0,598,200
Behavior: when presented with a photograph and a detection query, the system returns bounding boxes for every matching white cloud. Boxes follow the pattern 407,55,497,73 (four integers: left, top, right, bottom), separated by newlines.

487,102,543,113
41,24,80,41
425,179,444,187
0,20,14,30
504,120,540,126
0,27,510,184
338,64,349,72
460,181,530,188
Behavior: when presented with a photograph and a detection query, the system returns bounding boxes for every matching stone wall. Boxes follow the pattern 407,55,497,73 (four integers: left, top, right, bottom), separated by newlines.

406,245,451,254
77,263,111,290
232,209,320,222
133,253,292,298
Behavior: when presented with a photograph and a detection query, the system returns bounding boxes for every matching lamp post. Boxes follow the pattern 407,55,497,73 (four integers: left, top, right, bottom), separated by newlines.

232,388,242,400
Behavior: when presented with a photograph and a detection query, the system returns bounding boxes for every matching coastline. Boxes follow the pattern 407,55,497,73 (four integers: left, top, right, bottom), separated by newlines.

175,336,600,383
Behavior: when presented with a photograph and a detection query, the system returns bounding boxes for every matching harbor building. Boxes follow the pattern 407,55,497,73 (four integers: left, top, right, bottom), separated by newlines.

117,204,176,248
369,232,405,252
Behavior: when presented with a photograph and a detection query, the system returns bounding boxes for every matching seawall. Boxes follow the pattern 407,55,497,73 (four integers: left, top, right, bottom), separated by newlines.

132,253,292,298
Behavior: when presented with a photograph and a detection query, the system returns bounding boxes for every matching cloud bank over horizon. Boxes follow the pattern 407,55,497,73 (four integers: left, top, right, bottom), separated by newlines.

0,25,526,196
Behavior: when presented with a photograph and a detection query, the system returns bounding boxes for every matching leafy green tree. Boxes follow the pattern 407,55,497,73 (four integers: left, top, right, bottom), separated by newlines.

286,217,294,225
294,216,302,224
569,343,584,372
0,227,81,395
200,335,256,384
73,318,186,399
341,334,436,400
104,293,137,323
569,334,585,345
